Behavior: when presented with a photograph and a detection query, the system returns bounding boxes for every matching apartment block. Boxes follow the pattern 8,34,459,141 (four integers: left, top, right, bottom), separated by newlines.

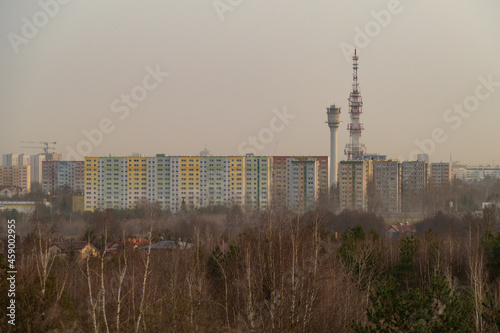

18,154,30,166
30,154,46,184
401,161,427,212
2,154,19,166
287,159,319,211
430,163,452,187
271,156,288,206
126,157,147,209
199,156,231,207
0,165,31,193
373,160,401,214
244,156,271,210
229,156,245,206
95,157,127,210
84,157,99,211
42,161,84,193
338,160,372,211
179,156,201,209
45,153,62,161
3,153,61,185
84,155,325,213
270,156,328,209
312,156,329,193
147,155,178,212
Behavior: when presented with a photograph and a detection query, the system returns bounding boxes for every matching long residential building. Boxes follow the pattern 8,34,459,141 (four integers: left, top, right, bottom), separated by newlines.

84,155,327,212
453,165,500,183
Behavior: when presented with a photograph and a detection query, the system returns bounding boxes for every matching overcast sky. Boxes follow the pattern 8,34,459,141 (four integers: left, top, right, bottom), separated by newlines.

1,0,499,165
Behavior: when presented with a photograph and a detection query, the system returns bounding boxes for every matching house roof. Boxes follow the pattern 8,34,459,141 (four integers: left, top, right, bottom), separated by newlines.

386,223,416,234
141,240,192,250
105,238,149,254
0,185,22,192
52,240,94,253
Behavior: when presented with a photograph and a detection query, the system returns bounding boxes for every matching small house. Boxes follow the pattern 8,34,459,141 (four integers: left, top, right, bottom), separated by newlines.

50,240,98,259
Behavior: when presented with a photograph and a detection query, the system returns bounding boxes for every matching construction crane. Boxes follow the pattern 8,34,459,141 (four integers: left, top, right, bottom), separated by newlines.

20,141,57,155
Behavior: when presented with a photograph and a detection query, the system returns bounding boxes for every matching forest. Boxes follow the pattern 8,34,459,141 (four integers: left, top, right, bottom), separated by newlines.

1,202,500,333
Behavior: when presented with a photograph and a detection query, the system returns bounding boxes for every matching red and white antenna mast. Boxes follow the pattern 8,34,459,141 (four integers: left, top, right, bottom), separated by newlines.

344,49,366,160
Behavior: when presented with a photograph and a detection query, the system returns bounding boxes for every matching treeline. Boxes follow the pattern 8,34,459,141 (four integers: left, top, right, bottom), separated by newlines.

2,207,500,332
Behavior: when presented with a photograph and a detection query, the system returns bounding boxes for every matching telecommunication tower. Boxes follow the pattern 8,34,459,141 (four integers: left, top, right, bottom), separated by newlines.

344,49,366,160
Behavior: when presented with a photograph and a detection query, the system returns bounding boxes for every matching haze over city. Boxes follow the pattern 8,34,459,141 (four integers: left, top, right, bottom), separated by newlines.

1,0,499,164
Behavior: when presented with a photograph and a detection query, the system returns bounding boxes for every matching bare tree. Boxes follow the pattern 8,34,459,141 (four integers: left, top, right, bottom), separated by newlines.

244,246,255,330
135,202,161,332
85,254,100,333
115,231,128,333
100,218,110,333
467,223,487,333
33,216,57,297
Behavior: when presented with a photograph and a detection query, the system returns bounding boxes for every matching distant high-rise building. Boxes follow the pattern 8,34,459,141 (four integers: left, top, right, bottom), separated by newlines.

372,160,401,214
228,156,245,207
0,165,31,193
270,156,328,209
30,154,46,184
2,153,30,166
287,159,319,211
18,154,30,166
2,154,19,166
85,156,148,211
314,156,330,194
147,156,179,211
179,156,202,209
45,152,62,161
3,153,48,185
244,156,272,210
401,161,428,212
198,157,231,207
338,160,372,211
430,163,452,187
271,156,288,206
42,161,84,193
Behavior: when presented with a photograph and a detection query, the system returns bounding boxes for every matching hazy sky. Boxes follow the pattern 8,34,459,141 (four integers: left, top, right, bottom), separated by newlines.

1,0,499,165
